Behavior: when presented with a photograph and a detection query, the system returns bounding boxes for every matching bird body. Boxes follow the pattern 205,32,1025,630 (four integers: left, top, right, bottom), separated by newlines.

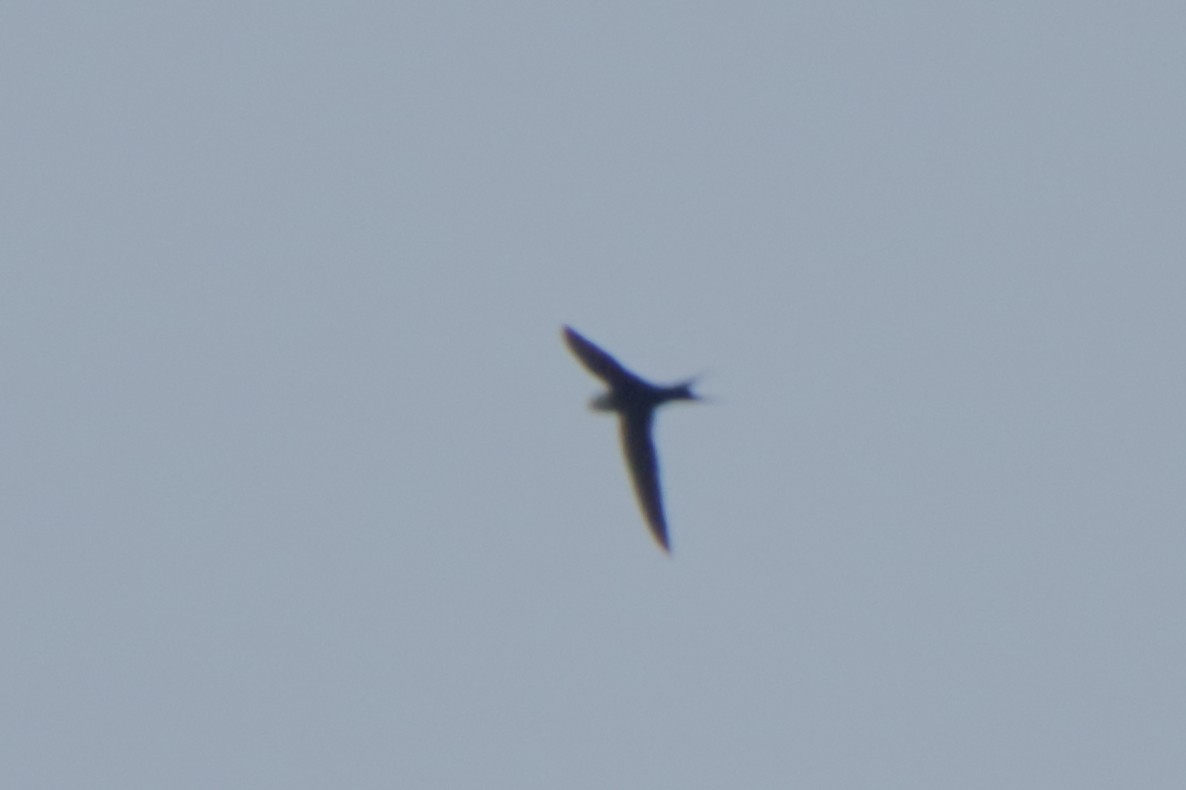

562,326,698,553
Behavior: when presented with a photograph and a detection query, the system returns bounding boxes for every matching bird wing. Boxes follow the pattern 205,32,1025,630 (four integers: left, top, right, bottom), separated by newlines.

563,326,643,386
619,410,670,552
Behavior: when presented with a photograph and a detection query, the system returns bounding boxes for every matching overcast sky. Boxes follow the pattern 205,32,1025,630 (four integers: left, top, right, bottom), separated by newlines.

4,4,1185,788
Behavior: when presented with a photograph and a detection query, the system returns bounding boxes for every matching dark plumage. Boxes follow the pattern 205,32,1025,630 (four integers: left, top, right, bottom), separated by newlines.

562,326,698,553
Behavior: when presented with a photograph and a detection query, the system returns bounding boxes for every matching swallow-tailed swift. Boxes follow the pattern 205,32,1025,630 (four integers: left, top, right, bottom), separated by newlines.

563,325,698,553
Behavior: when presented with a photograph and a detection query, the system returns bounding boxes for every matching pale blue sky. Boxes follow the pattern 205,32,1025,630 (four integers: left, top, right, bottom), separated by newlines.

3,4,1185,787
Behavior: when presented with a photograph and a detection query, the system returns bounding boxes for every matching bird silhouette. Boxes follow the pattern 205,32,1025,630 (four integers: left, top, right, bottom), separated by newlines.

562,325,698,553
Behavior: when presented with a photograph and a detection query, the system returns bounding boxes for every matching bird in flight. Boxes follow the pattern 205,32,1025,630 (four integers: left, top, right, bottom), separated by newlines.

562,325,699,553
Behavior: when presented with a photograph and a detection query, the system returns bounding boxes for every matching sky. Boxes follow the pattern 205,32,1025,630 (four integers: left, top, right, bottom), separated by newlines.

3,3,1185,788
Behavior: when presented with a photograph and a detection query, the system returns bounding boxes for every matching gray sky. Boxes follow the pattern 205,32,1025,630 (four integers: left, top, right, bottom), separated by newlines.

4,4,1185,787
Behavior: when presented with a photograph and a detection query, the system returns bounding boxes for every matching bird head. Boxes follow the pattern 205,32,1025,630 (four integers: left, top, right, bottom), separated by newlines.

590,391,619,412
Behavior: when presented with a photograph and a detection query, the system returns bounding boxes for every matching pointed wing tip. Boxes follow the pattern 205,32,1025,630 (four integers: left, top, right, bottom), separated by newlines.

648,518,671,553
562,326,595,360
560,324,585,354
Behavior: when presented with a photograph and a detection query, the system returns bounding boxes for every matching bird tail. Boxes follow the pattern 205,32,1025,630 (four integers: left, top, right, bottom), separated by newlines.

671,379,699,401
